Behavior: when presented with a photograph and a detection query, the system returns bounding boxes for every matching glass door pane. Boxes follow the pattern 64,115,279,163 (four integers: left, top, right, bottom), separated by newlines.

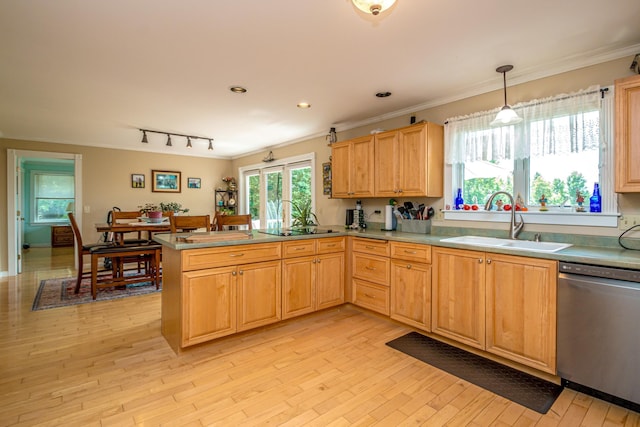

265,169,283,229
289,165,313,225
245,172,261,228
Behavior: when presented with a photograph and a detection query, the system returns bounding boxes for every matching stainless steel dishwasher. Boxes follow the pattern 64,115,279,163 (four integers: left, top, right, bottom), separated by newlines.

558,262,640,410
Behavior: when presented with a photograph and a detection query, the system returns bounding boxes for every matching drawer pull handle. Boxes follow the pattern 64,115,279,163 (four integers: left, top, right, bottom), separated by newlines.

326,244,336,247
294,247,305,251
404,250,417,254
365,266,376,270
365,245,375,249
229,253,245,257
364,293,375,299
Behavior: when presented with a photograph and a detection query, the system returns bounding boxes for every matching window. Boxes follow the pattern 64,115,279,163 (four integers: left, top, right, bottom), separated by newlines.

240,153,315,229
445,86,617,226
32,172,75,223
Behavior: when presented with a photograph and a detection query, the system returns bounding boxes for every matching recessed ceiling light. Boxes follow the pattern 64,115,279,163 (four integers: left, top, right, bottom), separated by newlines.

375,91,392,98
230,86,247,94
297,102,311,109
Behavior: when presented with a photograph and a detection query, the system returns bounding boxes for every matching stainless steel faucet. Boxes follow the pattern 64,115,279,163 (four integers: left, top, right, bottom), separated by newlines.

484,191,524,239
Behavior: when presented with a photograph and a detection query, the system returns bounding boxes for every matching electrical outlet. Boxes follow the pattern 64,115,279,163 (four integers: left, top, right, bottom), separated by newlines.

618,215,640,230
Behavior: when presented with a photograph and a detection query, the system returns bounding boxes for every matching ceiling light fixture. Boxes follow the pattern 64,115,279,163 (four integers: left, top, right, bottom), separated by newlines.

375,91,392,98
352,0,396,15
297,102,311,109
490,65,523,127
230,86,247,93
139,129,215,151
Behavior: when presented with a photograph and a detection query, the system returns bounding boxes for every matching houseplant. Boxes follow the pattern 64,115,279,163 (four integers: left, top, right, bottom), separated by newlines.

288,199,318,229
138,203,163,222
160,202,189,215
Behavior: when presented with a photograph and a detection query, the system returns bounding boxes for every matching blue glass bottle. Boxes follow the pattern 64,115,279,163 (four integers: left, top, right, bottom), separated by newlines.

589,183,601,213
454,188,464,210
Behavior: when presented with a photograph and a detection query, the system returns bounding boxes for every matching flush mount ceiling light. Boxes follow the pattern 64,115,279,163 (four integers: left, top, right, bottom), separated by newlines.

490,64,523,127
230,86,247,93
139,129,215,151
297,102,311,109
352,0,397,15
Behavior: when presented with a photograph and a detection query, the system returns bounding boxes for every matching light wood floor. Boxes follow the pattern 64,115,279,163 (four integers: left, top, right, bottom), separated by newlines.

1,249,639,426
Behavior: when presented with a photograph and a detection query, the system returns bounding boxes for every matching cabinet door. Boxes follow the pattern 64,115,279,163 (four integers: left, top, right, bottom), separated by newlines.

182,266,237,346
237,260,282,331
374,130,400,197
431,247,486,349
282,256,315,319
398,125,427,196
615,74,640,192
350,135,375,197
331,141,351,198
485,254,557,374
390,259,431,331
316,252,345,310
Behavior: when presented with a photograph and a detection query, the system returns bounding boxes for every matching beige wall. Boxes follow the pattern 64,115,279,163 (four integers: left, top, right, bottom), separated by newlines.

1,139,231,272
3,56,639,273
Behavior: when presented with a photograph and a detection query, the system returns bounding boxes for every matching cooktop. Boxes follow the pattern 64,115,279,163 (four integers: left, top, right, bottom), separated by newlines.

258,227,337,237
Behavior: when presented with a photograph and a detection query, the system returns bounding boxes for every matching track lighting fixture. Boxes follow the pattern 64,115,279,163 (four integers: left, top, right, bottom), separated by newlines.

490,65,523,127
631,54,640,74
139,129,215,151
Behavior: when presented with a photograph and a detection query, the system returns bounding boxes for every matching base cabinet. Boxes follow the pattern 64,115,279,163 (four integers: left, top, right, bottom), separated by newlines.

351,237,390,315
237,260,282,331
282,237,345,319
390,242,432,331
431,246,557,374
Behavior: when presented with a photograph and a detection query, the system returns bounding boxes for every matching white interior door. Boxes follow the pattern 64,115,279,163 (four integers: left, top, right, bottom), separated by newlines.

15,164,23,273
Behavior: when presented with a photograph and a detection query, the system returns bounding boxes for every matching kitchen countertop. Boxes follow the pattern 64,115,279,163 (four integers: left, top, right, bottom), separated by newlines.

153,227,640,270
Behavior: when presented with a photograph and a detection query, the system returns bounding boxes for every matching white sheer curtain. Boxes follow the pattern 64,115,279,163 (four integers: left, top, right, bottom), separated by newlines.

445,85,601,165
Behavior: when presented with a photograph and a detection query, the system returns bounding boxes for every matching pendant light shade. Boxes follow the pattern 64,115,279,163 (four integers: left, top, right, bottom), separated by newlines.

490,65,522,127
352,0,396,15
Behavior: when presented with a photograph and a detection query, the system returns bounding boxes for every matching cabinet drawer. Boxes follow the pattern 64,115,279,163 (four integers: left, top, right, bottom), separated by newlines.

282,240,316,258
352,252,390,285
182,243,281,270
390,242,431,264
352,237,390,256
317,237,345,254
352,279,390,315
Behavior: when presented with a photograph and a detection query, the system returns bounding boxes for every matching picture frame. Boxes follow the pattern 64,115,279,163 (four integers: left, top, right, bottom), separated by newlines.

187,177,201,189
151,170,181,193
131,173,145,189
322,162,332,196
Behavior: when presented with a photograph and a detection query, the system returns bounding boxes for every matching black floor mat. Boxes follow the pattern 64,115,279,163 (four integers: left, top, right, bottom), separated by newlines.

386,332,563,414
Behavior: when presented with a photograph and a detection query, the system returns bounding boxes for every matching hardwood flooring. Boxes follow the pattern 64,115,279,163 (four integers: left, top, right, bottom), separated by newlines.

0,249,638,426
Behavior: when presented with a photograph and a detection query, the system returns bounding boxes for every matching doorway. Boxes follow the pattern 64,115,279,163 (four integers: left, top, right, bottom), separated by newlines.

6,149,83,276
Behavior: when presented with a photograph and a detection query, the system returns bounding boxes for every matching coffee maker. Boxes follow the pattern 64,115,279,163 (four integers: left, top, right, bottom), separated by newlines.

345,209,355,227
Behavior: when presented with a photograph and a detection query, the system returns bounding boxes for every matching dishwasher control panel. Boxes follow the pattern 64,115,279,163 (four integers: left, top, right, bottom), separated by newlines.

559,262,640,283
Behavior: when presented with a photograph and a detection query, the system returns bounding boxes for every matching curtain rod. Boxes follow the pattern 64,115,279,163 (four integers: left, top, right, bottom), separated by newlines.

444,87,607,125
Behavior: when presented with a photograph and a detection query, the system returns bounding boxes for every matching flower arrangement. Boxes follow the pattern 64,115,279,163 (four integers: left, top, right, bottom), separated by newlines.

138,203,161,214
222,176,237,191
160,202,189,214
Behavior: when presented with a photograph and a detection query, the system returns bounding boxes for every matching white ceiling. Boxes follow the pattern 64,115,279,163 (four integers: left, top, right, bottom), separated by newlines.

1,0,639,159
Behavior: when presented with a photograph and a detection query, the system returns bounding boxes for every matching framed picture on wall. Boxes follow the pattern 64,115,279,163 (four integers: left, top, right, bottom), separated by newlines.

131,173,145,188
187,177,201,189
152,170,181,193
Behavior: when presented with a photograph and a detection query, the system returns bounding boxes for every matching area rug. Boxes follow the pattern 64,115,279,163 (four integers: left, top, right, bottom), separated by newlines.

32,276,162,311
386,332,563,414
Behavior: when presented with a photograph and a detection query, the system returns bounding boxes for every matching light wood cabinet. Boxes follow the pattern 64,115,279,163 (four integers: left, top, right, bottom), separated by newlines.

615,74,640,192
485,253,557,374
331,135,375,198
351,237,390,315
375,122,444,197
237,260,282,331
282,237,345,319
431,247,486,349
182,266,237,346
390,242,431,331
431,246,557,374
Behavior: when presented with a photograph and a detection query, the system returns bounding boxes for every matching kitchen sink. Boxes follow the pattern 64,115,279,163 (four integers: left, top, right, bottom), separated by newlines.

440,235,572,253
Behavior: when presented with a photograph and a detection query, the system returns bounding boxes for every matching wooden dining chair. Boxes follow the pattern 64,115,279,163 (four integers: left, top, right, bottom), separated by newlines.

213,214,253,231
68,212,116,293
111,209,149,244
170,215,211,233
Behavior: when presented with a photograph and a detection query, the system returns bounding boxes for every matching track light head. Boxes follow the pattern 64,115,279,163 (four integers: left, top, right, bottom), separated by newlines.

166,134,172,147
186,137,192,148
208,139,214,151
141,130,148,143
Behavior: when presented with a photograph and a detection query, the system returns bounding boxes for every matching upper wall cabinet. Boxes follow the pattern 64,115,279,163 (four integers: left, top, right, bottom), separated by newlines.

331,122,443,199
375,122,444,198
331,135,375,198
615,74,640,192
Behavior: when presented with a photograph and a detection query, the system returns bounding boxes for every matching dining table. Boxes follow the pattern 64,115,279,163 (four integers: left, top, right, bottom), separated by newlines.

95,220,172,244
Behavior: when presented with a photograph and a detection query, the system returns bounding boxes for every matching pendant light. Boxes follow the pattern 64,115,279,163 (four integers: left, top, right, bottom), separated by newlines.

490,65,522,127
352,0,396,15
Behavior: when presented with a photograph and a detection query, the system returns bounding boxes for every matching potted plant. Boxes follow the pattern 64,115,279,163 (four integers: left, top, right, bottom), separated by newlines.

288,199,318,230
160,202,189,215
222,176,237,191
138,203,163,222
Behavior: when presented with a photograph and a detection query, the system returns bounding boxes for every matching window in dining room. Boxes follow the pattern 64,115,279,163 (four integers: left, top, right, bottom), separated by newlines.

31,171,75,224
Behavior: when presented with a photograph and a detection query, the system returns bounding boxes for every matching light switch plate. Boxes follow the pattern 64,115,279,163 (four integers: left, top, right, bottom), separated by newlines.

618,215,640,230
